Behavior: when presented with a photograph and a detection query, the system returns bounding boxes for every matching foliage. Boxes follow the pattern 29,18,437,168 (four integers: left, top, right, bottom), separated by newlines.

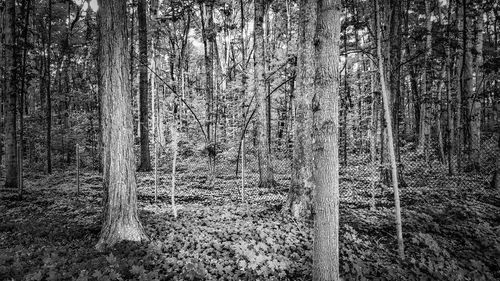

1,159,499,280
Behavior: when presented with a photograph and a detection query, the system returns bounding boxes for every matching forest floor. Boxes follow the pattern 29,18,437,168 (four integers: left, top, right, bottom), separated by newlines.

0,156,499,281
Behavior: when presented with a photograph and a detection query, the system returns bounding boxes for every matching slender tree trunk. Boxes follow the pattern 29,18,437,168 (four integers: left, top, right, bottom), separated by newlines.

239,0,247,199
491,99,500,189
4,0,18,189
437,82,446,163
255,0,274,188
389,0,402,161
287,0,316,219
470,6,483,172
96,0,148,251
0,3,5,178
19,0,31,187
457,0,473,171
446,0,456,175
419,0,432,165
312,0,341,280
137,0,151,171
370,59,378,163
375,0,404,259
201,2,216,180
46,0,52,174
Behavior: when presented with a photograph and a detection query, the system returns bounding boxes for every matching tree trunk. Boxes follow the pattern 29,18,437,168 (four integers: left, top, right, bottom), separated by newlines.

137,0,151,171
46,0,52,174
457,0,473,171
312,0,341,280
0,2,5,179
96,0,148,251
201,2,216,180
491,100,500,190
287,0,316,219
419,0,432,164
375,0,405,259
239,0,247,198
19,0,31,189
389,0,402,161
4,0,18,189
446,1,456,175
470,6,483,172
370,59,378,163
254,0,274,188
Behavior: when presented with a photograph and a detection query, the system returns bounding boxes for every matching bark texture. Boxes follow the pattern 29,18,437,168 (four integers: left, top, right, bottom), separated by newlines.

470,7,483,172
287,0,316,219
312,0,341,279
4,0,18,189
254,0,274,188
137,0,152,171
96,0,147,251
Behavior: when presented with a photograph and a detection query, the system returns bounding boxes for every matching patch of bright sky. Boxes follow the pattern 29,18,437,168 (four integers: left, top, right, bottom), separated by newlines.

74,0,98,12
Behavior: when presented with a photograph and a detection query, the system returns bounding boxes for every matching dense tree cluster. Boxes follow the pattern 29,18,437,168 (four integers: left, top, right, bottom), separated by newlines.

1,0,499,279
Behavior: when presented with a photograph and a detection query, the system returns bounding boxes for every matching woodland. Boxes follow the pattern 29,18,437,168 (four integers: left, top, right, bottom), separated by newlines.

0,0,499,280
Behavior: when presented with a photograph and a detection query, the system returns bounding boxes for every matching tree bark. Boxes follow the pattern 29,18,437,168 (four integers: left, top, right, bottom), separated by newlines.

312,0,341,280
254,0,274,188
46,0,52,174
96,0,148,251
470,6,483,172
389,0,402,161
445,0,456,175
287,0,316,219
137,0,152,171
201,1,216,180
419,0,432,164
4,0,18,189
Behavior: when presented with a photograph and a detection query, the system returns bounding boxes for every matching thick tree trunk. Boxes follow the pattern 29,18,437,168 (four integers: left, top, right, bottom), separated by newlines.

254,0,274,188
287,0,316,219
4,0,18,189
312,0,341,280
96,0,148,251
375,0,404,259
137,0,151,171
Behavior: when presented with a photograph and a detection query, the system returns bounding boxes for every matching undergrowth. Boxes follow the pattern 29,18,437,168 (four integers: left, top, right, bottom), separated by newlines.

0,158,499,280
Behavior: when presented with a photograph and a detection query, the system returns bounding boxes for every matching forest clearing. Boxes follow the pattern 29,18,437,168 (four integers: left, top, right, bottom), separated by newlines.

1,0,499,280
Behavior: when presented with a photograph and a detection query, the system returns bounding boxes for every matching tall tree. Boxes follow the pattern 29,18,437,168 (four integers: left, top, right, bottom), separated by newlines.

137,0,152,171
200,1,216,179
445,0,456,175
46,0,53,174
96,0,148,251
4,0,18,189
457,0,473,171
312,0,341,279
254,0,275,188
418,0,433,163
470,5,483,172
375,0,404,259
287,0,316,219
